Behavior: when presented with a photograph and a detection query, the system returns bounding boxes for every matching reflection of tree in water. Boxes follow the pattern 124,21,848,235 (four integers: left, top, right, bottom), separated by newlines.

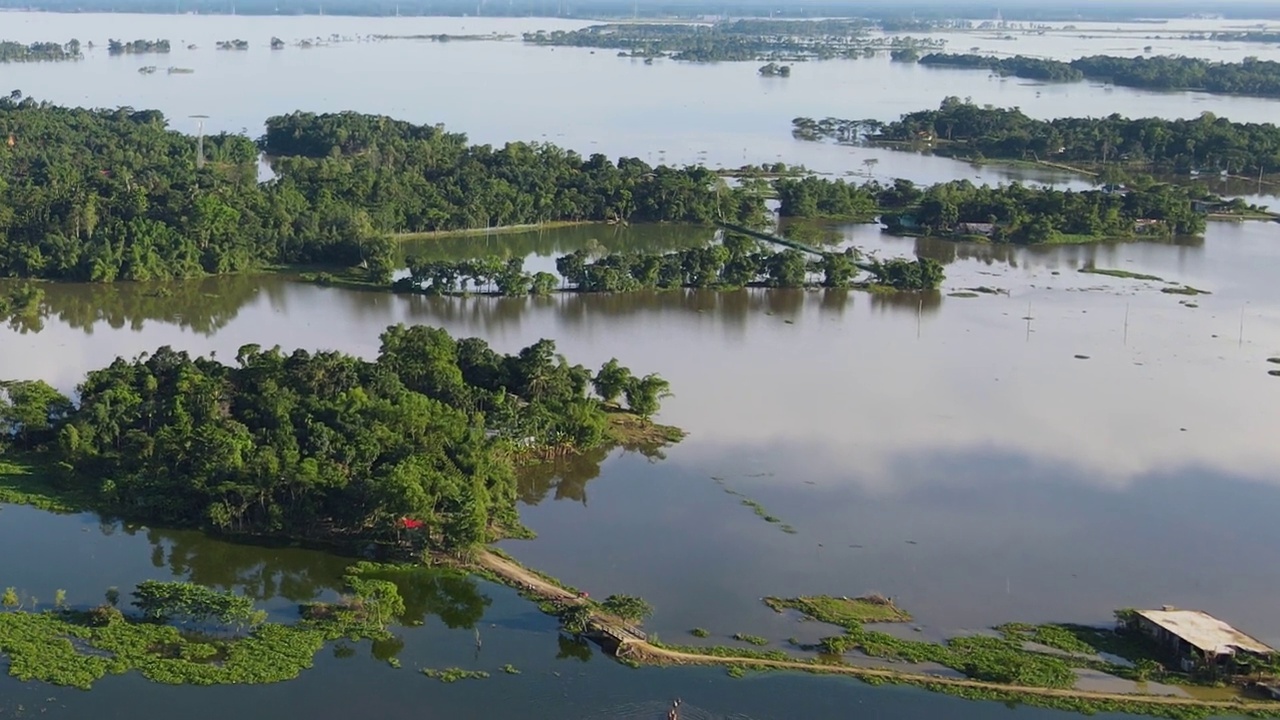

518,435,676,507
400,224,718,264
0,275,266,336
556,633,593,662
869,289,942,316
140,525,353,603
776,218,846,247
518,445,612,506
915,234,1205,270
371,635,406,661
139,525,493,629
356,566,492,630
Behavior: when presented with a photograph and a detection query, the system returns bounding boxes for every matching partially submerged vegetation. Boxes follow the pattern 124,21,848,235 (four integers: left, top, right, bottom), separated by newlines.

0,39,81,62
107,38,171,54
0,573,401,690
711,476,798,534
421,667,490,682
1079,268,1165,281
764,595,912,625
391,235,943,295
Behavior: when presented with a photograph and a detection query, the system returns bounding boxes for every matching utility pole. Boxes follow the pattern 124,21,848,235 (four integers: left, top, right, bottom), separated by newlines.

190,114,209,170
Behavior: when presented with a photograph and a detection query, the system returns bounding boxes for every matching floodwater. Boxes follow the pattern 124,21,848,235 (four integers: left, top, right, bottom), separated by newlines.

3,11,1280,184
4,11,1280,720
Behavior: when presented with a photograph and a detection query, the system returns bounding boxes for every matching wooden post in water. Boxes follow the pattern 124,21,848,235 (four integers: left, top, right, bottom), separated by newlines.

1239,306,1246,348
1124,303,1130,346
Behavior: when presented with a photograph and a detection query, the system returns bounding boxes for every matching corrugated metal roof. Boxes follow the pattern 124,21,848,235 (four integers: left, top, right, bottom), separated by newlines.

1137,610,1274,656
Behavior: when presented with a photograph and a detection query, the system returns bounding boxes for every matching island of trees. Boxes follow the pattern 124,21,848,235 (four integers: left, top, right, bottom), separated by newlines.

909,53,1280,99
0,39,81,62
794,100,1280,175
522,21,945,62
0,98,767,282
0,324,675,551
107,39,171,54
216,39,250,50
878,179,1205,243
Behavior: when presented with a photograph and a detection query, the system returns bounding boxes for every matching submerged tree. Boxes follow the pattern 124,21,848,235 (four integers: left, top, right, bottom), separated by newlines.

592,358,633,405
624,374,671,420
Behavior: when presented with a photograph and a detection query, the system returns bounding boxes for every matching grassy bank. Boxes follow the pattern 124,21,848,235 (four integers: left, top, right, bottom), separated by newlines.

604,410,686,447
0,455,87,513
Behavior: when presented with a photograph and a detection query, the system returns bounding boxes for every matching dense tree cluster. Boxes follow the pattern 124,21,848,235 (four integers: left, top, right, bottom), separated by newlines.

1071,55,1280,97
107,39,171,54
0,99,765,282
394,257,558,297
522,21,943,62
913,53,1280,98
554,235,943,291
0,40,81,62
263,111,765,232
881,180,1205,243
796,100,1280,173
0,325,671,548
774,176,880,220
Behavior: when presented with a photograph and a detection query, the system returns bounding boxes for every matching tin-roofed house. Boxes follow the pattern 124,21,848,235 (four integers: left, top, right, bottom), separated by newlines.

1124,607,1275,674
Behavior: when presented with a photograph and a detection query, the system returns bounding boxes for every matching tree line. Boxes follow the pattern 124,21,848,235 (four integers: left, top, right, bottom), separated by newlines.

0,97,767,282
555,241,943,291
912,53,1280,99
794,100,1280,174
393,242,941,294
0,325,672,551
0,39,81,62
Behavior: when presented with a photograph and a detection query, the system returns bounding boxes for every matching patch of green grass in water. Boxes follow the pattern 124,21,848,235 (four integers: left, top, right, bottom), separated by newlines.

0,608,377,690
0,453,89,513
420,667,491,682
997,622,1095,654
733,633,770,646
1079,268,1165,281
764,595,912,626
1161,286,1210,295
710,477,795,535
690,627,710,638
